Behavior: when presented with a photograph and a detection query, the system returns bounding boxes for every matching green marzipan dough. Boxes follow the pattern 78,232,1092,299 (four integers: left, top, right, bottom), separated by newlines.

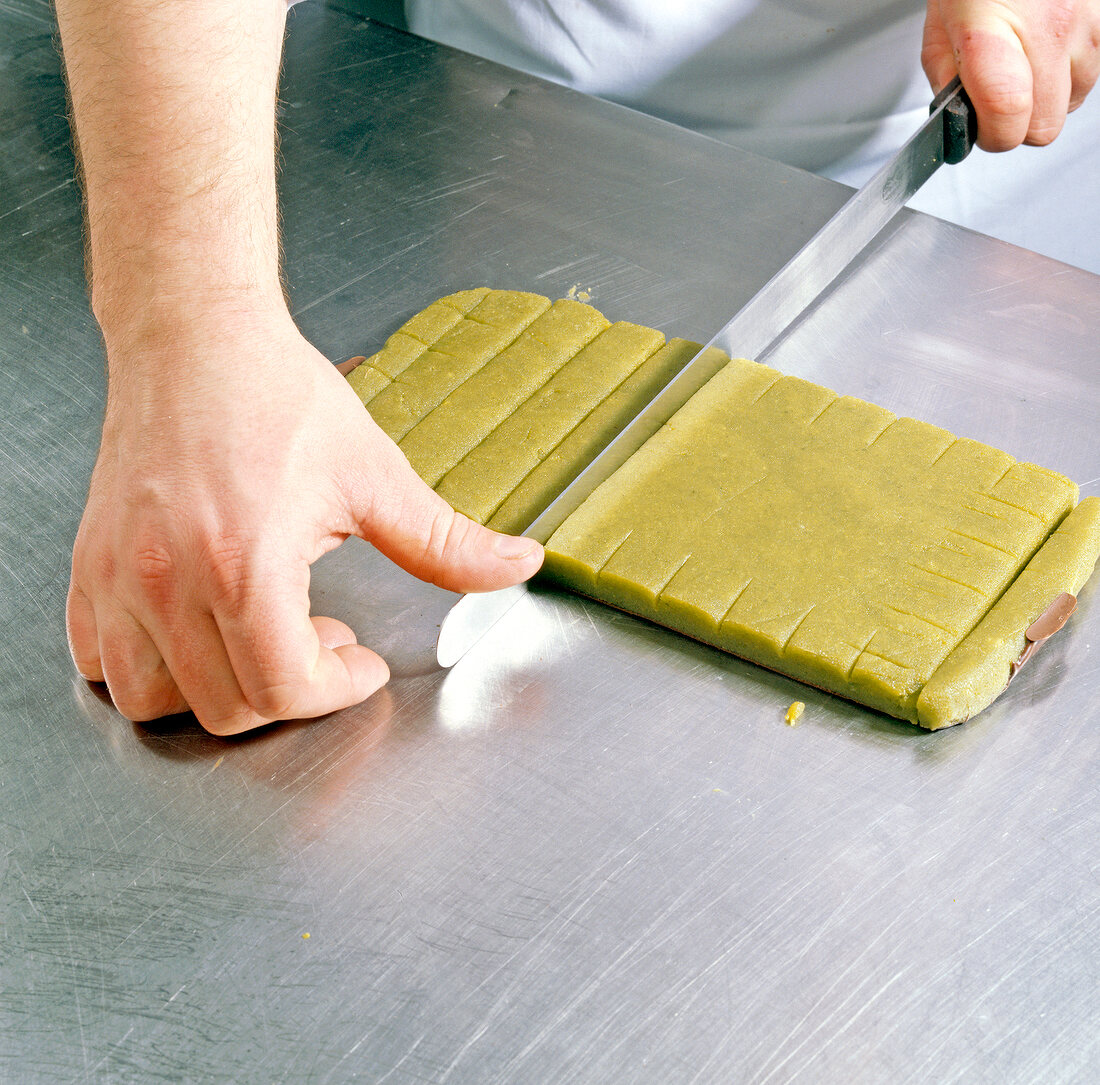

486,342,728,533
916,496,1100,727
353,290,711,534
401,299,612,487
351,289,1099,729
542,353,1082,724
436,321,665,523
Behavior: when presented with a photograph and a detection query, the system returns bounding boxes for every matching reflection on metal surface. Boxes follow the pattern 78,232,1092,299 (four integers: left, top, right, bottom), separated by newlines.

438,589,573,731
71,672,399,841
436,583,529,668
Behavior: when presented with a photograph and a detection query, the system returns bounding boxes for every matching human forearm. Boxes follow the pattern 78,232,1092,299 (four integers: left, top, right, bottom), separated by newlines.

59,1,542,735
56,0,288,343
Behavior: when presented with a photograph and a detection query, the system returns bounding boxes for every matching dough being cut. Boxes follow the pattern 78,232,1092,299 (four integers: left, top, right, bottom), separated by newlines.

350,289,1100,729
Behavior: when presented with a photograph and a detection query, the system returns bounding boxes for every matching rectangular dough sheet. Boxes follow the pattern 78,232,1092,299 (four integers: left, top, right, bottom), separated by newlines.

349,289,1100,729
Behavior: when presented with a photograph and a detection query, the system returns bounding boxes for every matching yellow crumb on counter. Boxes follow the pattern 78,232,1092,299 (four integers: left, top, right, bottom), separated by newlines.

785,702,805,726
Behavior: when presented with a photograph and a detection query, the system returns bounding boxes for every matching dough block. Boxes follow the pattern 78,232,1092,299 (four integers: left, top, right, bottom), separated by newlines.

350,290,1099,728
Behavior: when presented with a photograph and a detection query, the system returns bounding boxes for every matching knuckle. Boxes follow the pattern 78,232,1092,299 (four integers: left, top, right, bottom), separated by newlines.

107,677,176,723
82,541,117,588
200,533,255,610
65,599,101,679
196,711,247,737
70,649,104,682
424,505,458,564
1026,120,1062,145
246,687,296,720
130,536,177,605
100,638,177,721
197,690,288,735
421,506,478,577
196,709,258,737
980,80,1032,122
242,673,306,720
72,513,113,583
919,43,949,79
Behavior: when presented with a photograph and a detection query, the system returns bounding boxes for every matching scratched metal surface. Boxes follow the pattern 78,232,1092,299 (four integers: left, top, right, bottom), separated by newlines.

2,4,1098,1083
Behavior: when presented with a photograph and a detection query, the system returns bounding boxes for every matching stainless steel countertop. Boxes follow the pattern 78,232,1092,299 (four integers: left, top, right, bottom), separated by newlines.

2,4,1097,1082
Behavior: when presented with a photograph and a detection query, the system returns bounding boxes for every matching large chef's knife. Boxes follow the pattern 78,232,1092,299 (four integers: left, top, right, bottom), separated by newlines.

436,78,975,667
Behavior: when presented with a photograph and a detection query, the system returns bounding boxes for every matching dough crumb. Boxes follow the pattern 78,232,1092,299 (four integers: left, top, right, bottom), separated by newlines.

566,283,593,303
785,701,805,726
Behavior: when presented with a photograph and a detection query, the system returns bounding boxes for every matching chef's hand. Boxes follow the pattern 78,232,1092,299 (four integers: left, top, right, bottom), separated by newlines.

922,0,1100,149
67,305,543,735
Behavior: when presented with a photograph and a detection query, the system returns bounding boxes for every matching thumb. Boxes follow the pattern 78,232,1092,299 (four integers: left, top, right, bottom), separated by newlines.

353,437,544,594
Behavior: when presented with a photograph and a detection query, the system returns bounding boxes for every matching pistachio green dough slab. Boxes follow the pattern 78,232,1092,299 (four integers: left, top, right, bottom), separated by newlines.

352,289,708,533
351,290,1100,729
916,497,1100,727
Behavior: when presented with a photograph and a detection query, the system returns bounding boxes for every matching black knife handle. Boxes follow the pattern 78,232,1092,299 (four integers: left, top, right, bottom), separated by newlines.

931,75,977,165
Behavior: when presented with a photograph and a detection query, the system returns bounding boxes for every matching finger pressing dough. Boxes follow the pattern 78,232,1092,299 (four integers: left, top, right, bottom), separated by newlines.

350,289,1100,729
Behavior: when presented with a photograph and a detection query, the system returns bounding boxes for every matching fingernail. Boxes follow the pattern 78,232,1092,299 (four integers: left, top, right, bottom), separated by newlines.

493,534,541,561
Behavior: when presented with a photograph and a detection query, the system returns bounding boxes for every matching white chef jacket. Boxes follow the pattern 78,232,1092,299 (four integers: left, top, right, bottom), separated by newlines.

405,0,1100,273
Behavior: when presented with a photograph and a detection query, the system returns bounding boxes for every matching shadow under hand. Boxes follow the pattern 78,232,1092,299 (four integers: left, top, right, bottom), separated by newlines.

310,536,460,678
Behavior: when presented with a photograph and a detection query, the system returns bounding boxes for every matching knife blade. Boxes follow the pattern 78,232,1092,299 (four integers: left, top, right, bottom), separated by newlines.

436,78,975,668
